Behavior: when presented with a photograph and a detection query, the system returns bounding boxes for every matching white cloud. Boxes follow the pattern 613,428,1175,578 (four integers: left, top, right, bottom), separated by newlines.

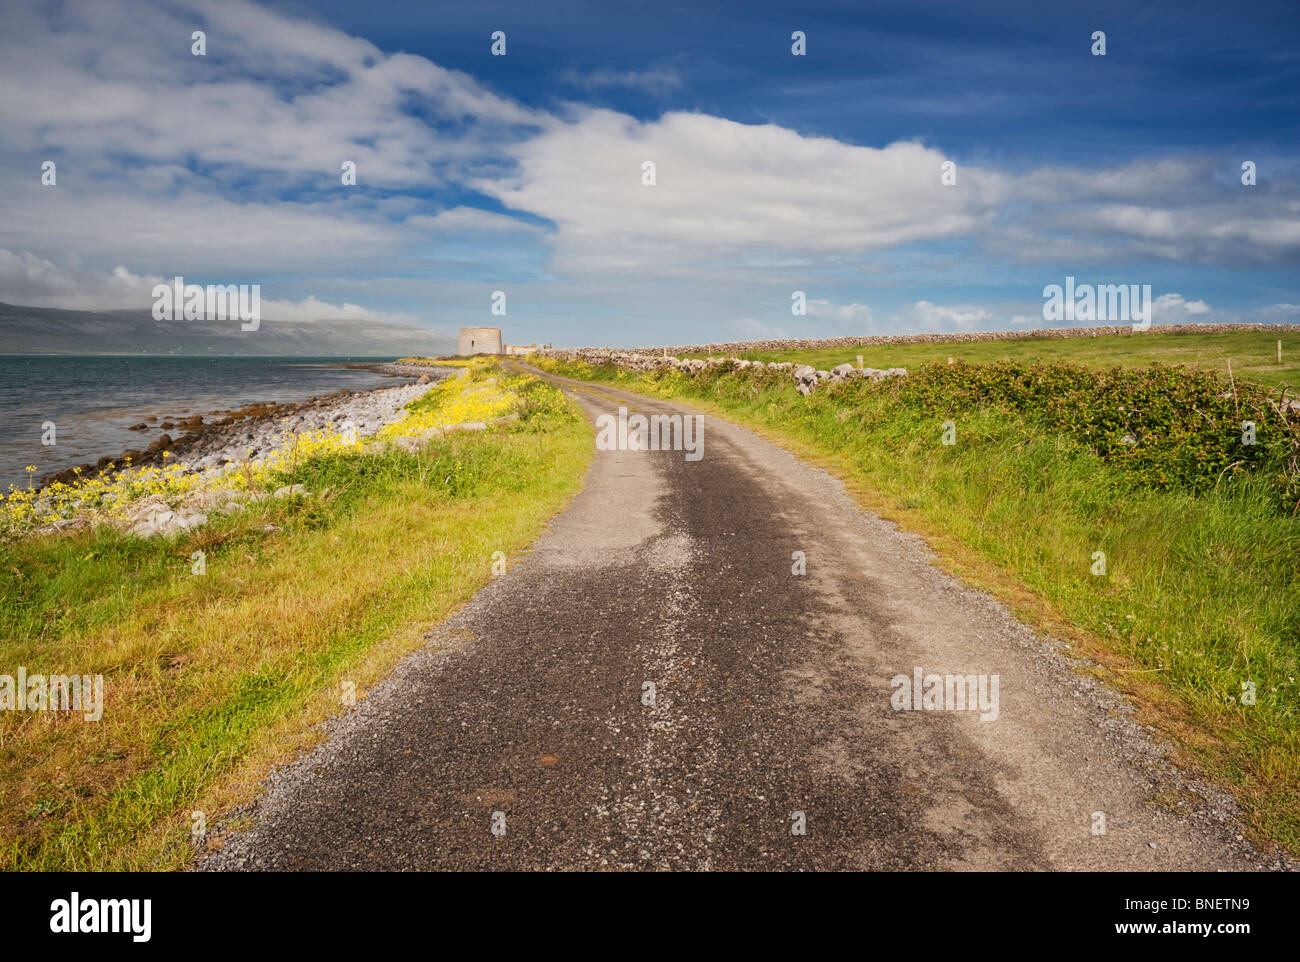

0,0,539,188
482,110,1002,274
483,106,1300,278
717,317,790,341
806,299,872,323
893,301,995,331
0,248,419,325
257,296,420,326
1152,293,1213,322
0,250,162,309
803,298,874,334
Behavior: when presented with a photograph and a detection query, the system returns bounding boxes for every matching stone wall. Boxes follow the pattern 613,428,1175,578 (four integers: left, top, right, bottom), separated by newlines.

538,347,905,396
537,323,1300,398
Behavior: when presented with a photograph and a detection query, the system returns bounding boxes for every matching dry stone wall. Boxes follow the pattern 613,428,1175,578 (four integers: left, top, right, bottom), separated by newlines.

538,347,905,395
539,324,1300,396
567,322,1298,358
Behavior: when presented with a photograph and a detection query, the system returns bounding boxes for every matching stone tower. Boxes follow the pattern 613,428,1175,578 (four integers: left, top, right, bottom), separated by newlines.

457,327,503,355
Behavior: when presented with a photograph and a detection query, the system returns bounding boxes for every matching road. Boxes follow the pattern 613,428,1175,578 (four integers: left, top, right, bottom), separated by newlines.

202,365,1272,870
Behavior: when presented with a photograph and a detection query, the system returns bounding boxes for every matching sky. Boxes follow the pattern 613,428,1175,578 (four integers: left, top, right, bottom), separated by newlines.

0,0,1297,347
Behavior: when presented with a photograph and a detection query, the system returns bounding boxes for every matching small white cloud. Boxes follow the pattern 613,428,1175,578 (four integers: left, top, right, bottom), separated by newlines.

258,295,420,327
721,317,790,340
806,299,872,323
1152,293,1213,322
894,301,994,331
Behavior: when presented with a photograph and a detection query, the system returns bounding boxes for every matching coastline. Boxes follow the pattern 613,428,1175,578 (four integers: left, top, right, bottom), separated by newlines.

38,360,444,488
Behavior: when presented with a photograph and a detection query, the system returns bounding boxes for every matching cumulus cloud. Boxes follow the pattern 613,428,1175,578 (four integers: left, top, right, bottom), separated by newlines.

0,250,162,309
0,0,538,188
479,105,1300,278
1152,293,1212,322
480,110,1002,273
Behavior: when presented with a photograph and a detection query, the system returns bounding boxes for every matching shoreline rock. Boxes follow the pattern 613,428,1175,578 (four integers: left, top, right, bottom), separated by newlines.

39,361,452,488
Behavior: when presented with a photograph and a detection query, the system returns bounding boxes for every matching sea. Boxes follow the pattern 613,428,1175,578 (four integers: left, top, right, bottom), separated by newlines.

0,355,412,491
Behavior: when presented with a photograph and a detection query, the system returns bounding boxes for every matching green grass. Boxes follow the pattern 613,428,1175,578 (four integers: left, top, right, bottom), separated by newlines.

0,368,592,870
536,354,1300,855
688,329,1300,390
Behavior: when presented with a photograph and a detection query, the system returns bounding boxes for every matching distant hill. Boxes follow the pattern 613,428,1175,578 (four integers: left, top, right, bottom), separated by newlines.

0,302,456,356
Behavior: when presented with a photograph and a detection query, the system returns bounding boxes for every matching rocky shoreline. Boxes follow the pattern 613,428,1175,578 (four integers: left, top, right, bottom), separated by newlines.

41,361,447,487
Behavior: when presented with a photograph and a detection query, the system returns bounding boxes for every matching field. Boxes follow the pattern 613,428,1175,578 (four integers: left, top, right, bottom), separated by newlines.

686,329,1300,390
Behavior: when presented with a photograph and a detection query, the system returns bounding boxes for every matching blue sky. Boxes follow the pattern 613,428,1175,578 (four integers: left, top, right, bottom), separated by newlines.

0,0,1297,346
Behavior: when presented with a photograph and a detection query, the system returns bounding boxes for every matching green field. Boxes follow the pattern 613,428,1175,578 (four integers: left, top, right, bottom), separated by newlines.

687,329,1300,390
535,351,1300,856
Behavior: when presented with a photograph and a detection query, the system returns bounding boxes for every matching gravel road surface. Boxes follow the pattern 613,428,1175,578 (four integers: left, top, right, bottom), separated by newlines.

201,365,1283,871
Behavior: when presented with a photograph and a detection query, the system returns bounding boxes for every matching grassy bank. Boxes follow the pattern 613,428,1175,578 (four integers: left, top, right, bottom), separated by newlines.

0,363,592,870
693,329,1300,390
534,354,1300,854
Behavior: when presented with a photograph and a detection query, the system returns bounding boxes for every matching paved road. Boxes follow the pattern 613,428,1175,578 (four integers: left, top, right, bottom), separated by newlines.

203,366,1274,871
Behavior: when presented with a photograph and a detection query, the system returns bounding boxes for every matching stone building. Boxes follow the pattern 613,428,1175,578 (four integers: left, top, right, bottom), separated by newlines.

457,327,503,355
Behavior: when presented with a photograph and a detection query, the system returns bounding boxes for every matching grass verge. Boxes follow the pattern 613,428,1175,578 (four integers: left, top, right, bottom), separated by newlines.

0,363,592,870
